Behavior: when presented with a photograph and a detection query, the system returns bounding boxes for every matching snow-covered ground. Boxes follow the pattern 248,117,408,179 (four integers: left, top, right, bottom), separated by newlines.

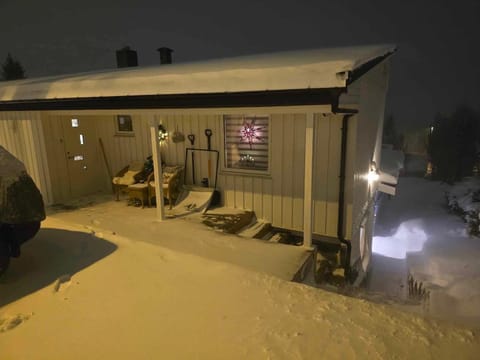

1,196,479,358
370,177,480,327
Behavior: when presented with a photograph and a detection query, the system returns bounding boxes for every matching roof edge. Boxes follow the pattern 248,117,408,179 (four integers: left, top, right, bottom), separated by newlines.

346,47,397,85
0,88,345,111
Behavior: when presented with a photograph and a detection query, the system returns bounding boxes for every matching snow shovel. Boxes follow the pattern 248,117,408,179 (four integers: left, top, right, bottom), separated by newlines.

205,129,213,186
187,134,196,184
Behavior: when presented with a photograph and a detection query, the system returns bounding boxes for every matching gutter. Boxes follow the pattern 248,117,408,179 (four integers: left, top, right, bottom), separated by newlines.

0,88,343,111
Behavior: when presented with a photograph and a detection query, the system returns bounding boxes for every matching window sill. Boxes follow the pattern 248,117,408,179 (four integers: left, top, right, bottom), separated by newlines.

220,169,272,179
115,132,135,137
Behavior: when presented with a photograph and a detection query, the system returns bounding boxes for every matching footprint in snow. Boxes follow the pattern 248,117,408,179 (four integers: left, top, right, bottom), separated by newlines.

53,274,72,292
0,313,32,332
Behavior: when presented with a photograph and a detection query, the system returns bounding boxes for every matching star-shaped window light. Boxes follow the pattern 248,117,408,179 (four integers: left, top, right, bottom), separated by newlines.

240,118,264,149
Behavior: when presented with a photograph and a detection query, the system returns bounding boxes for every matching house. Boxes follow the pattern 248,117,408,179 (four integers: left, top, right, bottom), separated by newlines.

0,44,396,282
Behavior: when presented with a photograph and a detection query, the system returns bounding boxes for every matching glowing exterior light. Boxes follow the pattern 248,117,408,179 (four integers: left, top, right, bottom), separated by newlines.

158,124,168,142
368,170,380,182
368,160,379,183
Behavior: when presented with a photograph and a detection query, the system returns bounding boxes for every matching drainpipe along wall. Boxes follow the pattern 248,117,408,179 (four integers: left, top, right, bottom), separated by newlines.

337,114,354,280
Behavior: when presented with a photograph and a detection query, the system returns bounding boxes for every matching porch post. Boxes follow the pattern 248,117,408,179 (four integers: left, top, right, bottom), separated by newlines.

150,121,166,221
303,112,315,248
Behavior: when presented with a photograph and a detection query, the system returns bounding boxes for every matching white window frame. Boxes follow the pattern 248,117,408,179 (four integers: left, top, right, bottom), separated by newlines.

221,114,272,177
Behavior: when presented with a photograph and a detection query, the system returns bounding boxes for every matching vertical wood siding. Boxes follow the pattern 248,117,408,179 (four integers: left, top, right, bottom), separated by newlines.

41,114,70,202
1,110,345,236
221,113,307,231
158,112,340,235
95,113,153,177
312,114,343,238
41,113,154,203
0,111,53,204
142,114,341,236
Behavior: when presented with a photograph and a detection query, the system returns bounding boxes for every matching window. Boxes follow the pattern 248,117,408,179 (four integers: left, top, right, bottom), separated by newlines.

115,115,134,135
71,118,79,127
223,115,269,172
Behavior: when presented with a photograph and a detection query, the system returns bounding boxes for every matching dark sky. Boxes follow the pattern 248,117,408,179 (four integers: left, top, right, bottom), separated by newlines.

1,0,479,132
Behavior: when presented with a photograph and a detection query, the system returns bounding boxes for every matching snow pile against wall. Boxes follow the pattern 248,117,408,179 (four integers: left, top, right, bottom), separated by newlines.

380,146,405,179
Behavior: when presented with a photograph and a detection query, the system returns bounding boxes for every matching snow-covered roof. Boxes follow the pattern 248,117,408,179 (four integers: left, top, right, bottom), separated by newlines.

0,44,395,102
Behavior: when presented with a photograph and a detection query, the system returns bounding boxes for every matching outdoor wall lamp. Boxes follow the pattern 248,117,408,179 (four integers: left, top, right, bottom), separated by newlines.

158,124,168,142
368,161,380,183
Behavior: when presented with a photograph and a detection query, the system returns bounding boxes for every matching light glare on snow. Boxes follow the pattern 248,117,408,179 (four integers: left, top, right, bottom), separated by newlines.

372,220,428,259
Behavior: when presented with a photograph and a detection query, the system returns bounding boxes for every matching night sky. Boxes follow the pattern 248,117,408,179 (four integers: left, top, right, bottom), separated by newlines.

1,0,479,132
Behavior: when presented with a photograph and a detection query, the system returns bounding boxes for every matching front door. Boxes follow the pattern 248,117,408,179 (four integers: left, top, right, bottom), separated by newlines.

62,116,104,198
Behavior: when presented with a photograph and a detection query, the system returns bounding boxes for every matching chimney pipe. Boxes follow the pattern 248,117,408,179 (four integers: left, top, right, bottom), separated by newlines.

157,47,173,65
116,46,138,68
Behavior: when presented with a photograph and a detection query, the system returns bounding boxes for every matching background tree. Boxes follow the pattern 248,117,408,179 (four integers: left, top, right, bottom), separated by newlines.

383,115,403,149
428,106,480,183
453,106,478,179
1,53,26,81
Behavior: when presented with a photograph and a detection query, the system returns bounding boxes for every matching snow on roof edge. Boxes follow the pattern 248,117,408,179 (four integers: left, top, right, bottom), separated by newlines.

0,44,396,102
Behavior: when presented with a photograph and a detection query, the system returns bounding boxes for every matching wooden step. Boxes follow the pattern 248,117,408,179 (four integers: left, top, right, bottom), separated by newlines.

238,220,272,239
202,211,255,234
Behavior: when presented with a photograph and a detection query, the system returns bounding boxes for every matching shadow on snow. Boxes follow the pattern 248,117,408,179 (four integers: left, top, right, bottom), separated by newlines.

0,227,117,307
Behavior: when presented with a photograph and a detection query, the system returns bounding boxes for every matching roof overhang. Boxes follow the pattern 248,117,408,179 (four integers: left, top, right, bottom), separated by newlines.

0,88,343,111
0,44,396,111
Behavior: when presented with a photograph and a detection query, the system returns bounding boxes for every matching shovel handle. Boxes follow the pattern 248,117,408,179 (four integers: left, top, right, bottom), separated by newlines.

187,134,195,146
204,129,212,150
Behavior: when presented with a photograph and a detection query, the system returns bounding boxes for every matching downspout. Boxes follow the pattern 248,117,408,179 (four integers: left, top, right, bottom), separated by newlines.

331,86,356,281
337,114,353,280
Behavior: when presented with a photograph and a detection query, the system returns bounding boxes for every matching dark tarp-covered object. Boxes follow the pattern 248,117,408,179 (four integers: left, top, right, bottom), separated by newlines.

0,146,46,224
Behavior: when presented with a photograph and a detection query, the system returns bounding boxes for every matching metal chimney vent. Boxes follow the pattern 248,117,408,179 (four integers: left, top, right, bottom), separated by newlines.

116,46,138,68
157,47,173,65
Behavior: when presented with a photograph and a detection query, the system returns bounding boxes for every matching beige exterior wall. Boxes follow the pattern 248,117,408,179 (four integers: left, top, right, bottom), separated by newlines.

41,113,155,203
159,112,342,236
348,59,391,270
0,106,384,241
0,111,53,205
95,113,153,178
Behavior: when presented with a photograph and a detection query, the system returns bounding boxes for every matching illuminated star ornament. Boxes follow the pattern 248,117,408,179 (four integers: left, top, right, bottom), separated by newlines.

240,119,264,149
